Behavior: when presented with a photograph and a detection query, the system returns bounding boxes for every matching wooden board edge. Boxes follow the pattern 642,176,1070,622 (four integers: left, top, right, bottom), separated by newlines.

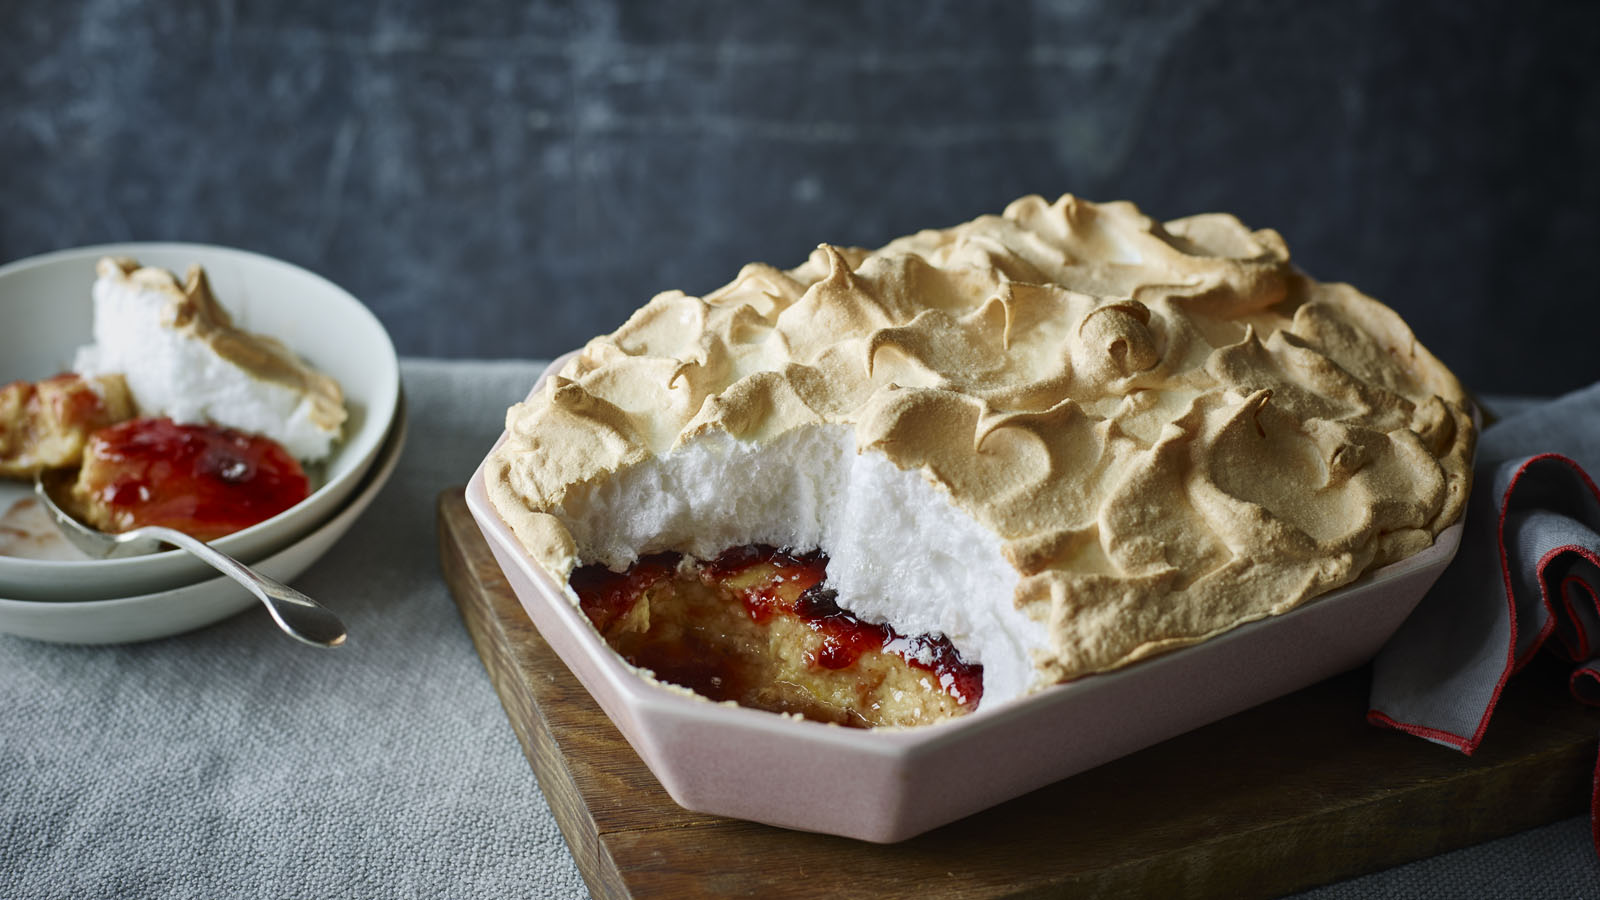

585,736,1592,900
437,489,634,900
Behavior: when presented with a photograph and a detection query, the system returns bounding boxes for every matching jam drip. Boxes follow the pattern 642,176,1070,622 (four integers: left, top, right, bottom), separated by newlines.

74,417,311,541
571,544,984,725
570,551,682,632
791,584,984,706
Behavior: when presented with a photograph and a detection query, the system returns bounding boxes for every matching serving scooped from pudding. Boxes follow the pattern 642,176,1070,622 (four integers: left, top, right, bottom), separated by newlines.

486,194,1475,728
0,256,346,556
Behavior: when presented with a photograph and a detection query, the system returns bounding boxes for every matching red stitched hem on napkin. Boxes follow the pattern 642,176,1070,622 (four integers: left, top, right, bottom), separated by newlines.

1366,453,1600,857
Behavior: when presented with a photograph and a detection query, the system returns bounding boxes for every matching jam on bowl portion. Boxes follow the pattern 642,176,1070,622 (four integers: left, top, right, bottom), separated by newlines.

68,417,311,542
571,544,983,728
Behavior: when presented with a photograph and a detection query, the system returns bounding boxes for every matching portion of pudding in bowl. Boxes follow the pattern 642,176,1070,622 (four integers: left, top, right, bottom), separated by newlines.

486,194,1476,727
0,256,346,556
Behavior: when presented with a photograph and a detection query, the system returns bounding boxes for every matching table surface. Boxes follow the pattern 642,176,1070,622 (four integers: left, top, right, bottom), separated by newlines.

3,361,1596,899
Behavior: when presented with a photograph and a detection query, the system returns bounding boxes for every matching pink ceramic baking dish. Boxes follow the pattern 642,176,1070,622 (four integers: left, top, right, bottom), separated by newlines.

465,356,1466,843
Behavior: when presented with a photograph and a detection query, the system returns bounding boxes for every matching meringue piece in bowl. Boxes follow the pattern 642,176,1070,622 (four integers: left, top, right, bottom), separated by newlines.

75,256,347,462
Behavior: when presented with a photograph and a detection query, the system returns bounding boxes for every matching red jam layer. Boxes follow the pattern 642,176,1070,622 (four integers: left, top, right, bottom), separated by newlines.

75,417,311,541
570,544,985,719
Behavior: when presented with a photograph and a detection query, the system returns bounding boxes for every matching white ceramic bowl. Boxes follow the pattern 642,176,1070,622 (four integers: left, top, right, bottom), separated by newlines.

0,398,406,644
466,356,1466,843
0,243,399,601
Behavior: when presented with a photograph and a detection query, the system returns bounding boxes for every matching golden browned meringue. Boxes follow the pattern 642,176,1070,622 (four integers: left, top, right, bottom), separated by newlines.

487,194,1473,696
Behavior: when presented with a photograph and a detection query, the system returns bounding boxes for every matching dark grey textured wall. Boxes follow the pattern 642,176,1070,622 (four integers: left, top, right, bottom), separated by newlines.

3,1,1597,396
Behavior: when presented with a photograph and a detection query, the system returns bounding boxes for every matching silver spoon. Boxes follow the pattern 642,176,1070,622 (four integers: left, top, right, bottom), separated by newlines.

34,470,347,648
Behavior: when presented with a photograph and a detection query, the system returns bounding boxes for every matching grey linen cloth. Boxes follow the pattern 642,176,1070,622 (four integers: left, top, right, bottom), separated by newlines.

3,361,1597,899
1370,385,1600,811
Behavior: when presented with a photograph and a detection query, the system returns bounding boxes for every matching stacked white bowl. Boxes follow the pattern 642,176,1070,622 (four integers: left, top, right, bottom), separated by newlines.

0,244,403,643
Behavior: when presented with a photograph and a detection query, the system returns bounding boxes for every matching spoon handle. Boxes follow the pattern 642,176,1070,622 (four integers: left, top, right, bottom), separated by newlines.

145,526,348,648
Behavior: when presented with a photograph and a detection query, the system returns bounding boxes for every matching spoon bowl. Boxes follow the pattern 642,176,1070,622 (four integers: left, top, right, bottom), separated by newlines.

34,470,348,647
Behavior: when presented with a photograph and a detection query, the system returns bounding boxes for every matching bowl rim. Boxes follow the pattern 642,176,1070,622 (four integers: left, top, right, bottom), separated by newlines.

466,352,1469,755
0,241,400,589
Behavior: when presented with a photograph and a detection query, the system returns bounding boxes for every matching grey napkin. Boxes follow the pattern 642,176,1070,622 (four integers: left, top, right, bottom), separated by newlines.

1370,382,1600,850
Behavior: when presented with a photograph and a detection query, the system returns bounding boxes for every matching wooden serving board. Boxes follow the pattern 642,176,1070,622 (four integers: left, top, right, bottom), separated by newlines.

438,489,1599,900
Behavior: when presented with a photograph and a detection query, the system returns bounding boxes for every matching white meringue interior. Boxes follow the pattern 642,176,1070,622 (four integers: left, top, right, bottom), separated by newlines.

553,424,1048,707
